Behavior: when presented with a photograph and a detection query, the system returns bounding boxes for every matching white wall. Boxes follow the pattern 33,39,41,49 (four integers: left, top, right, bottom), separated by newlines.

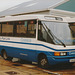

50,9,75,17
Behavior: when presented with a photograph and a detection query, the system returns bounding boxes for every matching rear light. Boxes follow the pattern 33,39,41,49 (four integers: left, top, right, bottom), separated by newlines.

54,52,67,56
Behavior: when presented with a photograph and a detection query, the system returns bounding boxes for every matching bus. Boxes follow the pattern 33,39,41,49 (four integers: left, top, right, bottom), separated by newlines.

0,15,75,68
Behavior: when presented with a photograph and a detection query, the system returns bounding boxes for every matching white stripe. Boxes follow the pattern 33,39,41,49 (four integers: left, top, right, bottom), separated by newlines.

0,36,75,51
0,42,54,52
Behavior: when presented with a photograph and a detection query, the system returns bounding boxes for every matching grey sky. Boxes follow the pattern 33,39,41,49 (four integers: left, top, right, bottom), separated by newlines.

0,0,31,12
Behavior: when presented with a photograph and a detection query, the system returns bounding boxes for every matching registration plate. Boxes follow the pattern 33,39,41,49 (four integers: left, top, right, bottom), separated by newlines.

69,52,75,55
70,59,75,62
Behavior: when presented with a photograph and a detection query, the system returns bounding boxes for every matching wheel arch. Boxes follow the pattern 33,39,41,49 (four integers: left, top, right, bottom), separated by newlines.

37,53,47,62
37,53,49,68
1,49,6,57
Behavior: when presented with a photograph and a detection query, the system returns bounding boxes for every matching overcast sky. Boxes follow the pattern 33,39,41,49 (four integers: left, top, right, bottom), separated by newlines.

0,0,31,12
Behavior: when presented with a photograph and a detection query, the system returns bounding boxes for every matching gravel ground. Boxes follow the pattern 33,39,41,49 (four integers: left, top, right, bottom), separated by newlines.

0,56,75,75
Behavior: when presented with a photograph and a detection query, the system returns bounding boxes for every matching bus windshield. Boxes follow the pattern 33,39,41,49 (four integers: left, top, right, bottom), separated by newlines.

38,21,75,46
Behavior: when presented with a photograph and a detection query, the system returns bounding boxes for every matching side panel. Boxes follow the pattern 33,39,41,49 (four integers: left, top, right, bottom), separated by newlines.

0,37,75,65
0,37,54,62
0,37,38,62
0,45,38,62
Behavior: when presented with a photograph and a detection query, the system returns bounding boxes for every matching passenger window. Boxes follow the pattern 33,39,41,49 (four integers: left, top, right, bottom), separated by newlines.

2,22,13,36
28,22,36,37
15,21,27,37
0,20,36,38
0,23,1,35
15,20,36,38
69,23,75,37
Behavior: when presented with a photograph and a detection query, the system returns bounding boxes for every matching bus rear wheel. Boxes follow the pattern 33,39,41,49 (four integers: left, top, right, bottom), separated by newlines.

2,51,13,61
38,55,48,68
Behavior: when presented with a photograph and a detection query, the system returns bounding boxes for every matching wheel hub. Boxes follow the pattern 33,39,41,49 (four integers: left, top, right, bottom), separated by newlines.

41,58,47,66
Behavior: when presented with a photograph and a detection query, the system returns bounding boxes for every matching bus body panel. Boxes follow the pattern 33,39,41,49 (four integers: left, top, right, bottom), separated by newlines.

0,37,75,65
0,15,75,66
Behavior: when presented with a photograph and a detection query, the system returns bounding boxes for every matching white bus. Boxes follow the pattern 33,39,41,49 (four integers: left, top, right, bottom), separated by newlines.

0,15,75,68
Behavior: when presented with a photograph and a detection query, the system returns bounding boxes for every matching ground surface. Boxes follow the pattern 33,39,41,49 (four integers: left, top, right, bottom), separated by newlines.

0,56,75,75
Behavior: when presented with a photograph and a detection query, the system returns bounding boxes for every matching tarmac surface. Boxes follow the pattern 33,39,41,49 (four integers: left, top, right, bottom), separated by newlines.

0,56,75,75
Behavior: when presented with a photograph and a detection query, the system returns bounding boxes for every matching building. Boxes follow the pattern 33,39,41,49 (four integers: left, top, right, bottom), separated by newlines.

0,0,75,17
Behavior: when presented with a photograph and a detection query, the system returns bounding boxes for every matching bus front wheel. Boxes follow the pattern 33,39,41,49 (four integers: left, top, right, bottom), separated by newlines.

38,55,49,68
2,51,13,61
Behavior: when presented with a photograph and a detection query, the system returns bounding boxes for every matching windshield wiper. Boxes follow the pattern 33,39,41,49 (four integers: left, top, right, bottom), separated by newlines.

43,23,66,47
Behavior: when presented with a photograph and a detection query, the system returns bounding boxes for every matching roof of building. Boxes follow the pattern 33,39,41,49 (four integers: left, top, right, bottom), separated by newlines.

55,0,75,12
0,0,67,16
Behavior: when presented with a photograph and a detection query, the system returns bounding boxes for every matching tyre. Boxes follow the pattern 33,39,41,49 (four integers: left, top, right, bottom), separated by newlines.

2,51,13,61
38,55,49,68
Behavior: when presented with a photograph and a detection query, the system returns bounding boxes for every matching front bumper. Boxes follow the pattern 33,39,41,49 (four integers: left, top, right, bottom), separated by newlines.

47,56,75,65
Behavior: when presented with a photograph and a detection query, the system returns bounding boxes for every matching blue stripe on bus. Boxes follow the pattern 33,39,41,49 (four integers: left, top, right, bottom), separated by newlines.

0,40,75,51
0,45,36,51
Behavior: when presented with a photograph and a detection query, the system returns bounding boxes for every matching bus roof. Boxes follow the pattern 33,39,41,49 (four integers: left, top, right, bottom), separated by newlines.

0,15,74,23
64,17,75,23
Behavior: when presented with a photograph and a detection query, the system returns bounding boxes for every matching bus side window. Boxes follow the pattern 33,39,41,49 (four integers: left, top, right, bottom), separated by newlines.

69,24,75,37
27,23,36,38
1,22,13,36
15,21,27,37
38,24,46,42
16,20,36,38
38,22,54,44
0,23,1,36
1,20,36,38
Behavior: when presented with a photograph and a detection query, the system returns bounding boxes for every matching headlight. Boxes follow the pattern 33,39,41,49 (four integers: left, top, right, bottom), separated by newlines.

54,52,67,56
60,52,67,56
